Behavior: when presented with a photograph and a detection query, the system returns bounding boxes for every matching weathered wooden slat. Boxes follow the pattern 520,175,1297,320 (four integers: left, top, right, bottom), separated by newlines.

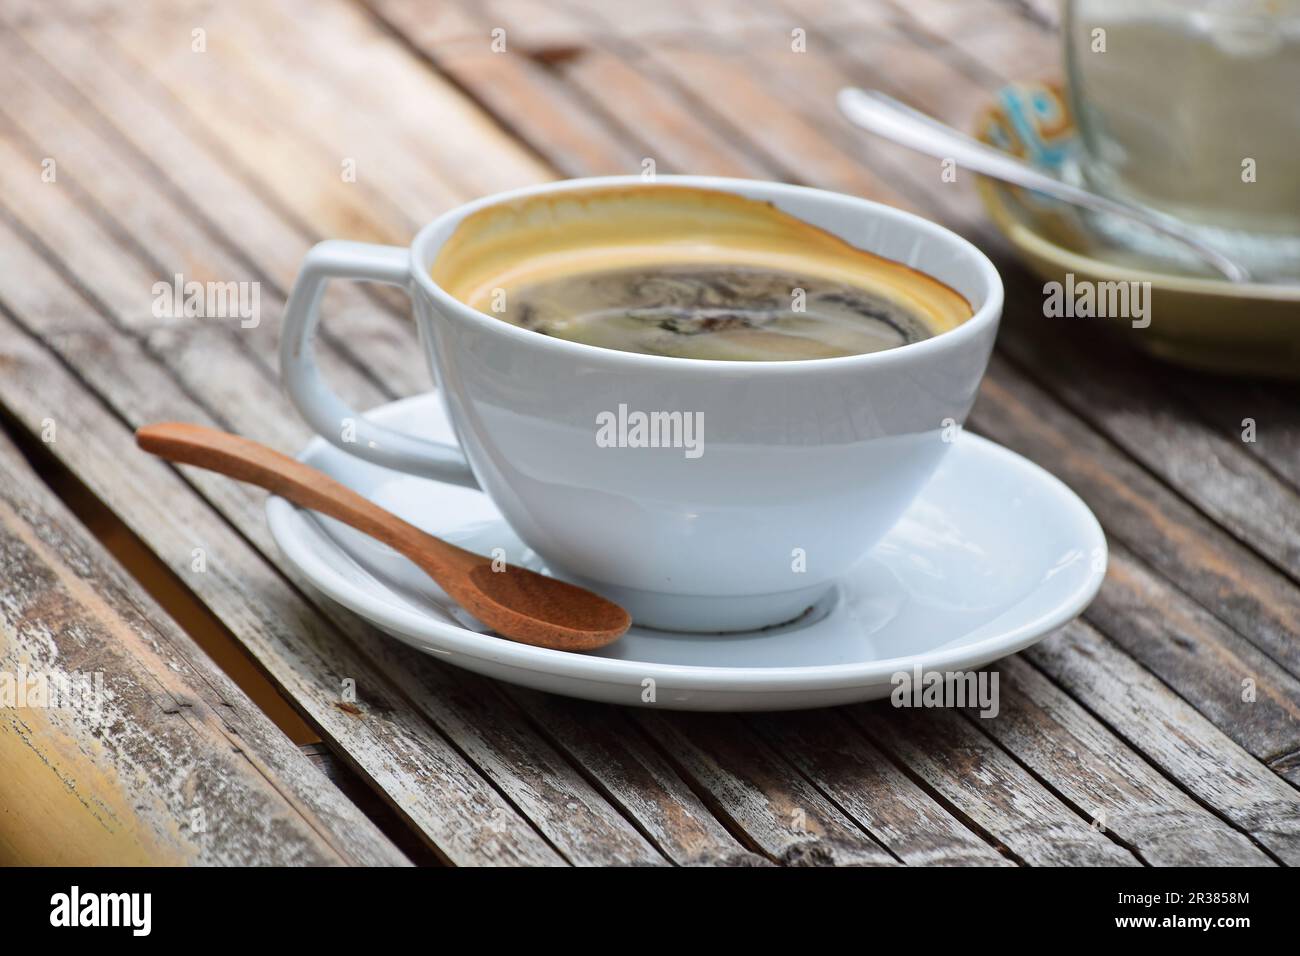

623,45,905,202
0,45,394,453
517,0,738,41
445,0,770,177
882,0,1056,87
972,356,1300,692
993,0,1061,30
1028,620,1300,863
0,231,660,865
850,705,1141,865
633,712,900,865
102,0,436,237
1086,541,1300,761
298,742,442,865
268,0,547,195
113,15,411,246
750,12,1001,229
470,0,903,201
767,0,899,33
118,0,452,227
0,420,405,865
501,689,765,865
563,0,990,229
336,640,667,866
972,655,1273,864
994,305,1300,583
749,710,1014,865
1174,379,1300,497
769,18,1052,290
1272,751,1300,788
364,0,664,177
0,66,380,422
2,22,422,402
0,219,569,866
551,46,772,178
884,0,1013,38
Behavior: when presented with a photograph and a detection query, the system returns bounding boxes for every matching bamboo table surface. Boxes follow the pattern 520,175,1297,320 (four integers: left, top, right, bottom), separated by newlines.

1,0,1297,867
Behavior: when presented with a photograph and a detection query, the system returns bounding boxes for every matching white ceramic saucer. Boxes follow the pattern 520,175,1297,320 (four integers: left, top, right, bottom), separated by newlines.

266,394,1106,711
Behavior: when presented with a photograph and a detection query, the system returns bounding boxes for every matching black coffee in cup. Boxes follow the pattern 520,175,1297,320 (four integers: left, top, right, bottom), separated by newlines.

496,263,940,360
433,185,972,361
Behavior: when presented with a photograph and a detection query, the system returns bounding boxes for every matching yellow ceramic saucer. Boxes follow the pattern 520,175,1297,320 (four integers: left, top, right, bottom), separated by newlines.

975,83,1300,378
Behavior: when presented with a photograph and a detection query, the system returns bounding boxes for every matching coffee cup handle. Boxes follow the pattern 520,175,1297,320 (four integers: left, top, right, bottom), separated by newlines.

280,240,478,488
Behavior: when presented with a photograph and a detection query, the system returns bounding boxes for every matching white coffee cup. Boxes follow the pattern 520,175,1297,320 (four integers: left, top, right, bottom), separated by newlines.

280,176,1003,632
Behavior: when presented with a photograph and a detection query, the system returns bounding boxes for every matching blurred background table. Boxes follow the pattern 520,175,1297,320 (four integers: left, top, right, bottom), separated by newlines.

0,0,1297,866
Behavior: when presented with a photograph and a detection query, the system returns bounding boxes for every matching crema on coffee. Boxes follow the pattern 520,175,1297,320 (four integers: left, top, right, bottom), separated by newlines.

432,186,973,361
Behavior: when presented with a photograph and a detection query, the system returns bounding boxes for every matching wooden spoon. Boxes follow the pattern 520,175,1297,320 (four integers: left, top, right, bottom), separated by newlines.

135,422,630,651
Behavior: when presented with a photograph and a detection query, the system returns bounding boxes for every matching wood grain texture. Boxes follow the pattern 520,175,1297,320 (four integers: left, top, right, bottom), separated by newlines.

851,705,1140,866
634,711,899,865
0,422,406,866
500,689,766,865
1028,621,1300,864
971,655,1272,865
996,290,1300,586
749,710,1014,866
971,358,1300,720
0,223,568,866
1272,751,1300,789
0,21,423,406
1175,378,1300,498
